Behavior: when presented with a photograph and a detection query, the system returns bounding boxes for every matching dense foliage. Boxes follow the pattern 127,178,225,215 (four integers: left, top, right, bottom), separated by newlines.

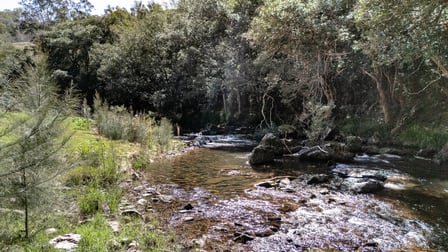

1,0,448,136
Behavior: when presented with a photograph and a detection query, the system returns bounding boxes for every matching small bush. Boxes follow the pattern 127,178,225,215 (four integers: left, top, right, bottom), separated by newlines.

65,166,96,186
305,102,335,142
79,185,104,215
93,94,154,146
131,153,152,171
153,117,174,151
69,117,91,130
105,189,123,214
77,139,105,166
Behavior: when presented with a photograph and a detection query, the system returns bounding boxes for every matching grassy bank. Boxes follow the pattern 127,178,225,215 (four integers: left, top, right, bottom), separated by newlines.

0,113,181,251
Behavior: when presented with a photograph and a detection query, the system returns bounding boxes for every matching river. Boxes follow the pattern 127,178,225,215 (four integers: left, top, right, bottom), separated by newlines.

141,136,448,250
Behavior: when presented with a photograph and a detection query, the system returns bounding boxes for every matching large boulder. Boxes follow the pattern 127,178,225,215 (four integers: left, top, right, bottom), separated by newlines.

332,165,386,194
345,136,363,153
249,145,275,165
435,142,448,164
259,133,287,155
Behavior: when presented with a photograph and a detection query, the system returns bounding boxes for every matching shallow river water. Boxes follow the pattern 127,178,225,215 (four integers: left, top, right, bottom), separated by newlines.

144,138,448,250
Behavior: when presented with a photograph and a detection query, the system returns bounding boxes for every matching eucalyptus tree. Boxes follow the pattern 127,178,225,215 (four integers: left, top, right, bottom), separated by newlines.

91,4,171,111
39,16,112,98
247,0,357,138
355,0,448,129
19,0,93,32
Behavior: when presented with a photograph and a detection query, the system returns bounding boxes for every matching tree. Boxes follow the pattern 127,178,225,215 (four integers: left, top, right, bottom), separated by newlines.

19,0,93,31
247,0,357,138
0,56,75,240
39,16,111,98
355,0,448,129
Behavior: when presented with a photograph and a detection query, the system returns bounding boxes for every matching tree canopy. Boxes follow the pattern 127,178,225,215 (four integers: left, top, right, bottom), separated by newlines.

2,0,447,133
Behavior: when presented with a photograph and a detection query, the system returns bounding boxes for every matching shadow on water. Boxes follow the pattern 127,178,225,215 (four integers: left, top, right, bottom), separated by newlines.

372,157,448,248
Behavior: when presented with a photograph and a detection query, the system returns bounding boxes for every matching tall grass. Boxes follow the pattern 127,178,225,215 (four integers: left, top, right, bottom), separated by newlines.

339,115,387,138
399,126,448,150
93,94,174,151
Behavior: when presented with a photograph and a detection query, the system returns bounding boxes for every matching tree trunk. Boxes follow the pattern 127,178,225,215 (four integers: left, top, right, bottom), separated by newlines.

364,66,401,126
222,93,227,118
22,169,29,239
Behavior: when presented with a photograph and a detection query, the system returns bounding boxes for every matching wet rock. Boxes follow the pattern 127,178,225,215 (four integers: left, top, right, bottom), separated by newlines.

183,216,195,222
346,136,363,153
248,145,275,165
183,203,194,210
343,178,384,194
234,232,255,243
255,181,274,188
307,174,331,185
152,194,174,203
416,148,437,159
332,164,388,181
362,145,380,155
279,178,291,187
267,216,282,230
259,133,287,155
212,225,229,232
49,233,81,251
435,142,448,164
255,228,275,237
293,144,354,162
131,171,143,180
191,238,206,248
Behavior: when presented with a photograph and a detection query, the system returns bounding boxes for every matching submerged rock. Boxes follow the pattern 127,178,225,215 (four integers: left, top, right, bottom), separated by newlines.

247,176,431,251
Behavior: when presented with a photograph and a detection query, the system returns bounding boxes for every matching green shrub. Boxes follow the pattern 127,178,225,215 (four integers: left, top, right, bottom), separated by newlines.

77,139,105,166
339,115,387,138
65,166,96,186
153,117,174,151
79,185,104,215
131,153,152,171
93,94,154,146
76,214,114,251
68,117,91,130
71,140,121,187
104,189,123,214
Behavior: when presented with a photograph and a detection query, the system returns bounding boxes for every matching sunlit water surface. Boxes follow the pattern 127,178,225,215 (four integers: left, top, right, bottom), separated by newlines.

146,144,448,248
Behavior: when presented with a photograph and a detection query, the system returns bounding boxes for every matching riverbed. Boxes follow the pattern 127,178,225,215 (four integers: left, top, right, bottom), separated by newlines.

131,136,448,250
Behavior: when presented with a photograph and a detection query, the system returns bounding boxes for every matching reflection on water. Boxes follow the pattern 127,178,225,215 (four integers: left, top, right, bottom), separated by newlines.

148,149,261,197
146,147,448,248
